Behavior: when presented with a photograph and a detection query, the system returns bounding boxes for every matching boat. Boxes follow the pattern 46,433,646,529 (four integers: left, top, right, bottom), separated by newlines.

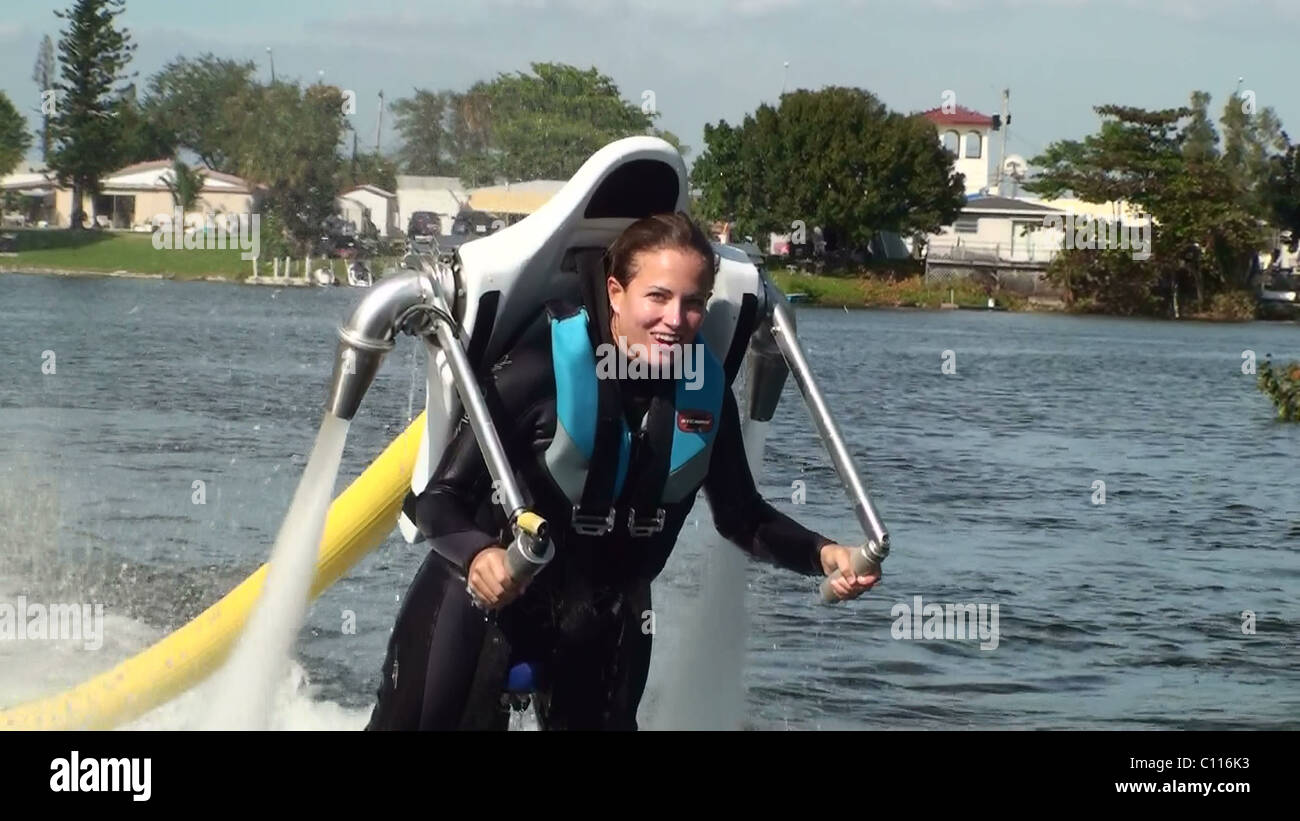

346,260,373,287
1257,270,1299,318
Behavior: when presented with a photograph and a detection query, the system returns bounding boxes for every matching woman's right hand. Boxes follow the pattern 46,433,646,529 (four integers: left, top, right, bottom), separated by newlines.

467,546,527,610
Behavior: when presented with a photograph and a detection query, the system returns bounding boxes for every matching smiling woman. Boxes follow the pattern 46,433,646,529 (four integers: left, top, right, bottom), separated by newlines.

603,212,717,375
365,209,874,732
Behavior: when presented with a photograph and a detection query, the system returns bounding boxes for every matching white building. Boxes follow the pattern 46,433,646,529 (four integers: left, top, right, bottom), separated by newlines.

0,164,56,226
3,160,255,229
927,195,1067,263
921,106,994,196
339,184,398,236
395,175,467,235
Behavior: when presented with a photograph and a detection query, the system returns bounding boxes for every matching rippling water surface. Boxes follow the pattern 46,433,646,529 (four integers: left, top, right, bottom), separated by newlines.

1,272,1296,729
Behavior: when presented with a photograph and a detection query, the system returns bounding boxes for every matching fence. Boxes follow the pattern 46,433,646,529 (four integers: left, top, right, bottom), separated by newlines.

923,239,1063,298
246,256,339,286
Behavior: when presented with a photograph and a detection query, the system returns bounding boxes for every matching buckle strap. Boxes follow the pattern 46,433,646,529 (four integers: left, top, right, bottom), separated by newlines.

623,393,675,532
571,506,616,536
627,507,666,537
570,506,666,537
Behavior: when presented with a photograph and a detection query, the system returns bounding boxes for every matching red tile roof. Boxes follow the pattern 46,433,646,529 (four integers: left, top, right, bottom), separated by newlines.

920,106,994,127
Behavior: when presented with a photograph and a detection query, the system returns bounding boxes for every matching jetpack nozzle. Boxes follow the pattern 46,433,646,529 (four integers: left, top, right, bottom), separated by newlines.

325,270,440,420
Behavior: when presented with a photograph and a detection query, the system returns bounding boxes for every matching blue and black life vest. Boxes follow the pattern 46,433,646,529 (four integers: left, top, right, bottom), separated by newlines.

542,300,725,537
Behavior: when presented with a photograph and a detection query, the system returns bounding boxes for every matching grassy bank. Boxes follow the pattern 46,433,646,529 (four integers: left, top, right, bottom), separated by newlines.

770,267,1030,311
2,229,255,280
0,229,407,284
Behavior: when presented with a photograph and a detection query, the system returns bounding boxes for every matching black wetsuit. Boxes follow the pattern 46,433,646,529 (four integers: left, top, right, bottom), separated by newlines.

365,314,832,731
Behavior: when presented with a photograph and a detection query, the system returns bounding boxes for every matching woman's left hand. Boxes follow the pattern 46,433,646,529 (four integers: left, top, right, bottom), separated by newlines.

819,544,881,601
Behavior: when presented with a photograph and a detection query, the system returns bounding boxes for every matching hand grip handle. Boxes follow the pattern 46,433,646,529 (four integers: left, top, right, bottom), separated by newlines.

504,532,553,583
820,544,883,604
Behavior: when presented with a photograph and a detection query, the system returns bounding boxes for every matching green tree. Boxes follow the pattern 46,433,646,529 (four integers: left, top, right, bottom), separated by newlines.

691,87,965,249
112,83,174,167
1181,91,1218,164
1219,89,1287,219
0,93,33,177
164,158,206,212
391,64,681,185
340,148,398,194
1043,248,1161,316
142,54,257,172
1151,155,1263,310
47,0,137,229
1257,356,1300,421
455,63,681,186
690,120,748,229
389,89,460,175
1028,95,1268,315
226,80,346,254
1026,104,1190,209
32,35,56,161
448,88,494,172
1267,143,1300,237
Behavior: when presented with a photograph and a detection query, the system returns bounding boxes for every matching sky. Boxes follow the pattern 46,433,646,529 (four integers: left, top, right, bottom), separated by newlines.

2,0,1298,176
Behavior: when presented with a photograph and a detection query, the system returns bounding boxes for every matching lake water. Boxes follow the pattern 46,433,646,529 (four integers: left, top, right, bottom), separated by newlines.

1,271,1297,729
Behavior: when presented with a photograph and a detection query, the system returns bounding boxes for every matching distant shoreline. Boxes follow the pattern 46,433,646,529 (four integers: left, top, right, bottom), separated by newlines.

3,266,170,280
0,266,308,286
0,265,1267,320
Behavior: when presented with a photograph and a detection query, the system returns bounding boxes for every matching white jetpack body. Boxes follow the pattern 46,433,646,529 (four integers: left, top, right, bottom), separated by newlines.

396,136,766,545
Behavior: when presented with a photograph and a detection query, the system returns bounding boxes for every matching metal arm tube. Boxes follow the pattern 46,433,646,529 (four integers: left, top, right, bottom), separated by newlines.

429,317,528,518
766,295,891,603
328,266,551,595
426,309,552,587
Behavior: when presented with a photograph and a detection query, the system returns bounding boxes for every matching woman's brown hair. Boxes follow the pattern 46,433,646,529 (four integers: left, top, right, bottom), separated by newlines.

603,211,718,296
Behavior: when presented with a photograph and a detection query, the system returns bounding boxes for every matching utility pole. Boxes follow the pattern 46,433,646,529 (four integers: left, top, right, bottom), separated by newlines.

266,47,275,83
996,88,1010,194
375,90,384,155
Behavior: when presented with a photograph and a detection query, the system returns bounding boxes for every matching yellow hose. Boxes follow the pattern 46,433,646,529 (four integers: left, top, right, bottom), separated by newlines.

0,412,426,731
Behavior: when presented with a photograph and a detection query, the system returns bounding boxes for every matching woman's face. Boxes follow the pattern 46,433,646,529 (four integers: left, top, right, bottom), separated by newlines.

607,246,712,371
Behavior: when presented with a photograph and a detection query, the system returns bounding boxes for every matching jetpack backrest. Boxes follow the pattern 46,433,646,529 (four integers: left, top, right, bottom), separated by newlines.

399,137,764,544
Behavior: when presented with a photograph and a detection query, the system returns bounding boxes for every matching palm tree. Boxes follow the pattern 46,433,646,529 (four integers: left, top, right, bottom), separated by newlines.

165,158,206,213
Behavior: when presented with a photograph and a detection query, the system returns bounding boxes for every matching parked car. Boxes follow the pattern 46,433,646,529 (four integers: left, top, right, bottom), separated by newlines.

429,210,503,257
407,211,439,240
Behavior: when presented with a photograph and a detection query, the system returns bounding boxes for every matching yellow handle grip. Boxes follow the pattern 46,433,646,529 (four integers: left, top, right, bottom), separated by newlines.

515,510,547,539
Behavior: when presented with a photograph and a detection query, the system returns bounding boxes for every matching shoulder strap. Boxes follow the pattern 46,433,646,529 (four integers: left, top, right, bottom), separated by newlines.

623,389,676,537
547,302,629,536
573,369,626,534
543,298,582,322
